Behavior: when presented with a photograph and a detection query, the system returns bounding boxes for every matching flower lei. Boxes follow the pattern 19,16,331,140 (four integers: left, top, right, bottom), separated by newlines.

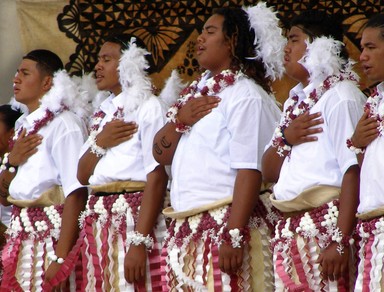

166,69,244,133
272,200,355,255
346,88,383,154
272,72,357,156
87,107,124,157
9,106,67,150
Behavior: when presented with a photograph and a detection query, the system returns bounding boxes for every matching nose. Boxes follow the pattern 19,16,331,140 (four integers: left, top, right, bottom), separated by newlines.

13,72,20,84
197,32,204,44
284,42,291,54
95,60,102,72
359,48,368,62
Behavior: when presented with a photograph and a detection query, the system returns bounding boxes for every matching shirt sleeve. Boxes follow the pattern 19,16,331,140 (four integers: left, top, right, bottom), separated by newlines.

327,85,365,174
226,84,264,170
137,98,165,175
51,119,87,197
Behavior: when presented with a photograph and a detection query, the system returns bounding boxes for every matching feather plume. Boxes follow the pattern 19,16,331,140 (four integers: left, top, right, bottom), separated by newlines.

71,72,108,119
158,70,187,108
299,37,354,83
243,2,286,80
40,70,77,112
9,97,27,113
118,38,154,114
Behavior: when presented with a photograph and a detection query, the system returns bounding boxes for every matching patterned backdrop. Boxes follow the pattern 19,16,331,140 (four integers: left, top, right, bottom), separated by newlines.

57,0,382,99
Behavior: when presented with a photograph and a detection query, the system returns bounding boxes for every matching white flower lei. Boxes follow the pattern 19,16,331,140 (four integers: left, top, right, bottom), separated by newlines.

272,72,357,156
87,107,124,157
365,89,384,136
166,69,244,133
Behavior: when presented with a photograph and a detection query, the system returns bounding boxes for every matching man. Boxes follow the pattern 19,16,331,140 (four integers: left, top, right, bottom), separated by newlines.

262,11,366,290
0,49,87,290
348,14,384,290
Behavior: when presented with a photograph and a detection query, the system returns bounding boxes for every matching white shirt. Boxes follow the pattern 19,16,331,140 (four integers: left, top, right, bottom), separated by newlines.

171,74,281,212
273,80,366,200
9,109,87,200
0,205,12,227
83,93,165,185
0,168,12,226
358,82,384,213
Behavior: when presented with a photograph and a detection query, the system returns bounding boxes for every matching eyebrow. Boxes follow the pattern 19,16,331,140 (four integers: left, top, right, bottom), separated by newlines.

287,33,300,39
203,25,219,31
17,68,30,73
361,41,376,47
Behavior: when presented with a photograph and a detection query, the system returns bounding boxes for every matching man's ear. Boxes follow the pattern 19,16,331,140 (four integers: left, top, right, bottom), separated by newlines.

42,75,53,91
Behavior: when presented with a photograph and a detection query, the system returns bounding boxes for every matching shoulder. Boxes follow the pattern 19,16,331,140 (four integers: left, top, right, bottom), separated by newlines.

52,110,86,132
224,76,271,101
136,95,166,119
332,80,366,102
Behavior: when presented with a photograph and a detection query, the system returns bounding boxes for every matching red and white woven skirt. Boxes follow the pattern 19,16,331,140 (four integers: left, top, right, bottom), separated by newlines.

272,200,357,291
355,216,384,291
79,191,167,291
161,192,280,291
1,204,83,291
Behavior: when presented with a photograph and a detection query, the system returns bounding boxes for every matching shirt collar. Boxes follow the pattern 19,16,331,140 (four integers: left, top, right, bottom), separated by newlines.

377,81,384,97
16,107,47,131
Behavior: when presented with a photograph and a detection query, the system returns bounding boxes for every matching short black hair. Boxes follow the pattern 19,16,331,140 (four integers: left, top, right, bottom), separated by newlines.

290,10,349,61
23,49,63,77
0,104,22,131
290,10,344,42
103,33,147,54
365,14,384,40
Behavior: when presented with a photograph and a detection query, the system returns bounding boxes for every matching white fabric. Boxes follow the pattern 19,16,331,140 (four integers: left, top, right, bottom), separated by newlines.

9,109,87,200
170,73,281,212
358,82,384,213
0,205,12,227
83,92,165,185
273,79,366,201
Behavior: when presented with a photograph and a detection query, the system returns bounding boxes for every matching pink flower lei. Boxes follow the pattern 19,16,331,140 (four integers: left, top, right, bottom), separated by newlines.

166,69,244,133
9,106,68,150
272,72,357,156
364,88,384,136
88,106,124,133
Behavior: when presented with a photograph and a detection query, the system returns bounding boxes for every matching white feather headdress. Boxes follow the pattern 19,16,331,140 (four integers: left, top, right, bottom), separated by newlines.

243,2,286,80
118,38,154,114
299,36,358,83
71,72,109,119
9,97,27,114
159,70,187,108
40,70,78,112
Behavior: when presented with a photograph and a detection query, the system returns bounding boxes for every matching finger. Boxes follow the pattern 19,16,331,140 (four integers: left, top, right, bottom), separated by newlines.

224,257,231,274
298,135,319,143
112,131,135,140
18,128,27,140
126,266,135,284
363,119,380,130
320,259,328,281
333,262,341,281
193,102,219,114
140,264,146,279
115,121,138,130
304,127,323,136
219,254,224,272
306,118,324,129
307,112,322,119
195,109,213,119
361,110,370,120
327,260,336,282
115,135,135,145
200,95,221,104
230,255,238,274
135,266,142,282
